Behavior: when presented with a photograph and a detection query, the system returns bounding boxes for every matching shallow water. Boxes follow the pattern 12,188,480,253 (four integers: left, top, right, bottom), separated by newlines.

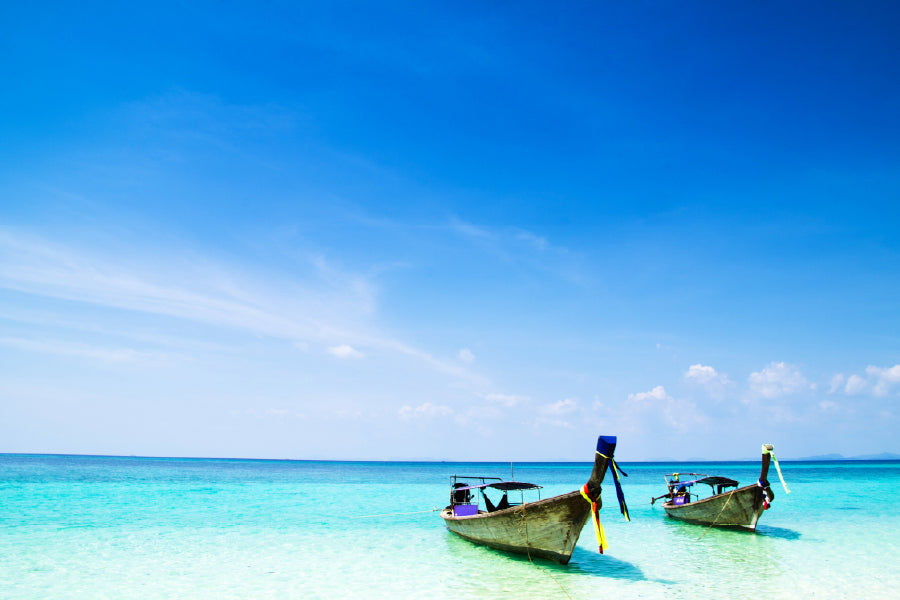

2,455,898,599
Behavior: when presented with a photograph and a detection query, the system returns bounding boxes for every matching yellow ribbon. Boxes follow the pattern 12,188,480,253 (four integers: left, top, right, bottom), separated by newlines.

762,444,790,494
580,483,607,553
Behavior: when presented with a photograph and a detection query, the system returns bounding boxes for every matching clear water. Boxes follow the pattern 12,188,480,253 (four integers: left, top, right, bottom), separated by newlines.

2,455,898,599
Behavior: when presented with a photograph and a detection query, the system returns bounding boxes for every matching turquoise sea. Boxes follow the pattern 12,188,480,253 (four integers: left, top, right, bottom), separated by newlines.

2,454,898,599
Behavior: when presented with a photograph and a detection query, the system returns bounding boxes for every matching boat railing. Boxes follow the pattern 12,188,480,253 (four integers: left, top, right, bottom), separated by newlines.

449,475,543,513
449,476,499,507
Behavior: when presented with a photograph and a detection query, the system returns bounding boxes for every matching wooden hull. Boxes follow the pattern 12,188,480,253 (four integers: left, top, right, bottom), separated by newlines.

441,490,591,564
663,484,767,529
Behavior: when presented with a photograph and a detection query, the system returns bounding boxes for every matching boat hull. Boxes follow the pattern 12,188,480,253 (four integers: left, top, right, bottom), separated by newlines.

441,490,591,564
663,484,767,529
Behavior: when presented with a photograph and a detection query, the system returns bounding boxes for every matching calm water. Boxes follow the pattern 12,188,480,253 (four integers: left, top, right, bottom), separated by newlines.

2,454,898,599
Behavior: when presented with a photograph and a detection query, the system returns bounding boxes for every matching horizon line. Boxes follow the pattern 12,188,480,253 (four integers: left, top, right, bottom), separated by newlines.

2,451,898,463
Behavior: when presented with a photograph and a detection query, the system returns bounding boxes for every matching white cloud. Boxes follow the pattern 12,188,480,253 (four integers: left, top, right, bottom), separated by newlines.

845,374,867,395
684,364,731,385
747,362,812,398
624,385,706,432
627,385,669,403
819,400,838,412
531,398,578,429
458,348,475,363
866,364,900,396
828,365,899,397
829,373,845,394
541,398,578,415
327,344,364,359
398,402,454,421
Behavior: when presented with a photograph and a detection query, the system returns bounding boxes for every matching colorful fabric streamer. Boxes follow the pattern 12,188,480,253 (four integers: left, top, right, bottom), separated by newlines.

598,452,631,521
762,444,790,494
580,483,607,553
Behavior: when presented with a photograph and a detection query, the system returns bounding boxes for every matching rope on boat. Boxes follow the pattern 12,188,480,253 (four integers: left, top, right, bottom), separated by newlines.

518,501,575,600
350,507,441,519
696,490,735,541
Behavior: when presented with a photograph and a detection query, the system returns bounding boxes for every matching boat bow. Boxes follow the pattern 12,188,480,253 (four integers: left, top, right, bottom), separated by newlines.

581,435,630,553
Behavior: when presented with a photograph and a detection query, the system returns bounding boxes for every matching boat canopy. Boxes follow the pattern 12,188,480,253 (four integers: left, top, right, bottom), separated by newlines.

696,476,738,488
670,476,738,489
454,481,542,492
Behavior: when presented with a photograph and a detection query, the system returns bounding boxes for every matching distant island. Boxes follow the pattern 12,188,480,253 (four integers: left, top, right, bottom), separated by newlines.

794,452,900,461
642,452,900,462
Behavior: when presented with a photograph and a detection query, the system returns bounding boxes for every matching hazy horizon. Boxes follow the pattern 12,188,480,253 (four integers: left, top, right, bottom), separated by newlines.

3,449,898,464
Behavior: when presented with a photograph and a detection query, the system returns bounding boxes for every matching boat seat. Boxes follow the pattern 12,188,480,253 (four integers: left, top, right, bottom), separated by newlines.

453,504,478,517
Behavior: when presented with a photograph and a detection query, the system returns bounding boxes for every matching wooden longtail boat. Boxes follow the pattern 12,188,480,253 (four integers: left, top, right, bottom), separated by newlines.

440,435,629,564
651,444,789,529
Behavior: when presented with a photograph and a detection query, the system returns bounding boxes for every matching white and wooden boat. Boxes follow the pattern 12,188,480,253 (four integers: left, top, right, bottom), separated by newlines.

440,435,629,564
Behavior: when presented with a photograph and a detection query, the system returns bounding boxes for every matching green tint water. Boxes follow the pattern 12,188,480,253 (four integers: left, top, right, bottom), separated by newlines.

2,455,898,598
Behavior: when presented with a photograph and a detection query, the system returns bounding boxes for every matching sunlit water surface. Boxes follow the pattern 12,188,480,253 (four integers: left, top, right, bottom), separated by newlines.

2,455,898,599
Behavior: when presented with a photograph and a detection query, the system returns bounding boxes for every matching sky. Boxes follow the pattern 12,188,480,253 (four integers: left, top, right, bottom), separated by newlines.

1,1,898,461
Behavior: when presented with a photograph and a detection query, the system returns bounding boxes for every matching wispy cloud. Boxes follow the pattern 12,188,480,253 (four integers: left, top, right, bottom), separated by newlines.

398,402,454,421
0,336,158,363
531,397,579,429
514,230,550,252
118,89,300,163
0,228,484,384
449,218,492,240
819,400,838,412
448,218,586,285
624,385,707,432
328,344,364,359
227,407,308,420
484,392,527,407
541,397,578,415
0,228,334,342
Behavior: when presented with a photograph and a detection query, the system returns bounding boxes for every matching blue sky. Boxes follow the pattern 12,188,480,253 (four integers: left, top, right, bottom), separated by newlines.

1,1,898,461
